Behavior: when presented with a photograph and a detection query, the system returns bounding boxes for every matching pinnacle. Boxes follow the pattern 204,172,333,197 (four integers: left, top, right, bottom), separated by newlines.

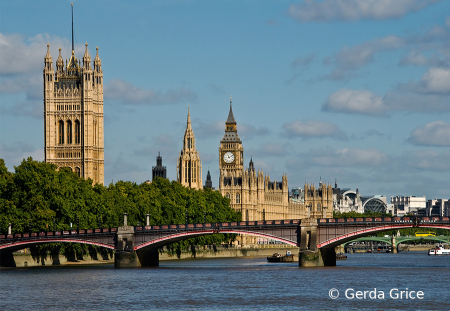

226,98,236,124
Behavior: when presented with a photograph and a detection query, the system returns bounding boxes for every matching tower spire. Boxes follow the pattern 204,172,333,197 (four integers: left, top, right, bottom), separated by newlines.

71,3,74,52
186,105,192,130
226,96,236,125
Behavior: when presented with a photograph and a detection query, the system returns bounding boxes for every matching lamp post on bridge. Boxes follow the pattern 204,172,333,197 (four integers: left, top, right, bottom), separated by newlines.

204,211,206,224
185,209,188,225
98,215,102,229
53,219,56,232
146,214,150,227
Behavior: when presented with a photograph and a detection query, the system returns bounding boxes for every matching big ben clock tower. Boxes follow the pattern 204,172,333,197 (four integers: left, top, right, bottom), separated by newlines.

219,97,244,211
219,97,243,174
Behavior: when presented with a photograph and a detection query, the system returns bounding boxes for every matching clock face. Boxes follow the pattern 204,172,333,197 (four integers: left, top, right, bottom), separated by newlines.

223,152,235,163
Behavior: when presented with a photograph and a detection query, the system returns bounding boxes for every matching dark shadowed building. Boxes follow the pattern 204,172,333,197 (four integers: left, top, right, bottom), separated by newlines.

152,152,167,180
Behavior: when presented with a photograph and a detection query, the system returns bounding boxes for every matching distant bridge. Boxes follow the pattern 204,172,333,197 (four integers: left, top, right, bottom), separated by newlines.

1,216,449,267
343,236,450,248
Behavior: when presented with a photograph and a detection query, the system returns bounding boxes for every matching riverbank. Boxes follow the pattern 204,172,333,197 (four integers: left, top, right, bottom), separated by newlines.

10,245,298,267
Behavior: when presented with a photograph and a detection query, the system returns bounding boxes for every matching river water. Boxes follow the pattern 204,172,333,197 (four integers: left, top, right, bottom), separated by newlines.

1,251,449,311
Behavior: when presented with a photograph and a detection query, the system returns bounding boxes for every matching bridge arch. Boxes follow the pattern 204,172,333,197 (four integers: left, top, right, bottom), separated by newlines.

318,224,450,249
134,229,297,250
0,239,115,252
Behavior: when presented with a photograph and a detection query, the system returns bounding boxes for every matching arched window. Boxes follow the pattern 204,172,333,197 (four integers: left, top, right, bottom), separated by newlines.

236,193,240,204
67,120,72,144
226,193,230,199
75,167,81,177
75,120,80,144
193,162,196,182
58,121,64,144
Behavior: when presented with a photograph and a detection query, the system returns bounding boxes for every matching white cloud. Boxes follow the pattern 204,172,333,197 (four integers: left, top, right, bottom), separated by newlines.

383,68,450,112
0,33,72,76
104,79,197,105
288,0,440,22
323,36,405,80
323,89,386,116
409,121,450,146
419,67,450,93
282,119,347,140
407,150,450,170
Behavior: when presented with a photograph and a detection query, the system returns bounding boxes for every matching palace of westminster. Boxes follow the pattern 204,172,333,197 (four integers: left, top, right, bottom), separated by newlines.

43,34,333,223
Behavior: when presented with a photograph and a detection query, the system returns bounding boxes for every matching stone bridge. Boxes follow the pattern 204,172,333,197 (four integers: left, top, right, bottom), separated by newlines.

1,215,449,267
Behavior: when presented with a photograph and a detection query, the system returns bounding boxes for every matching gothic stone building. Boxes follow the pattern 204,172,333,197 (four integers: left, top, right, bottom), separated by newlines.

43,43,104,185
304,181,333,219
219,99,304,221
177,108,202,189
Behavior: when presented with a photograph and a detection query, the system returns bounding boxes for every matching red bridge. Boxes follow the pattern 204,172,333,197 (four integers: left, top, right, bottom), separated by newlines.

1,216,448,267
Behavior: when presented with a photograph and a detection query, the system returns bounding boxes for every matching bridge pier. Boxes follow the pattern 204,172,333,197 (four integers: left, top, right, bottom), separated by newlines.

114,223,159,268
114,248,159,268
298,218,336,267
299,248,336,267
391,236,397,254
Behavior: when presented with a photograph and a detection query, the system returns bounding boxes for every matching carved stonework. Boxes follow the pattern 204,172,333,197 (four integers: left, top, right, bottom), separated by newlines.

44,43,104,185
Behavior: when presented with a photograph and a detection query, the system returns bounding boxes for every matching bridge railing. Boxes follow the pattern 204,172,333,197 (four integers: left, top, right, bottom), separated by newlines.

318,216,449,225
0,219,303,240
0,227,118,241
135,219,301,232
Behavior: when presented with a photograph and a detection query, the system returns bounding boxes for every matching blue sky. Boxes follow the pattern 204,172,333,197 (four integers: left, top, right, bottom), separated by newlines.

1,0,450,201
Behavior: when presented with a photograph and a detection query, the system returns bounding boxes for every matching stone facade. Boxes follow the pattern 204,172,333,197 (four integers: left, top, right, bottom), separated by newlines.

177,108,202,189
43,43,104,185
218,99,306,221
304,182,333,218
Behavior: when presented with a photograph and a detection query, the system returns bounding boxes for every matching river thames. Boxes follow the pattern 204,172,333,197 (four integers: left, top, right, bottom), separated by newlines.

1,251,449,310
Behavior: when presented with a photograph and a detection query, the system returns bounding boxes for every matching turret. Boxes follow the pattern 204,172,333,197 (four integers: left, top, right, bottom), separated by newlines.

82,42,91,70
43,44,54,92
56,47,64,79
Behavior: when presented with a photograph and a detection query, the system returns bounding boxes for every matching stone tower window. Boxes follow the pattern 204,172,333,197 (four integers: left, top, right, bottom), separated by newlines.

75,167,81,177
58,121,64,144
67,120,72,144
75,120,80,144
193,162,197,182
236,193,240,204
226,193,230,199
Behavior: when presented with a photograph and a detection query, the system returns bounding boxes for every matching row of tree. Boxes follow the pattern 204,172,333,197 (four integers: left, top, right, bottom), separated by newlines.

0,158,241,248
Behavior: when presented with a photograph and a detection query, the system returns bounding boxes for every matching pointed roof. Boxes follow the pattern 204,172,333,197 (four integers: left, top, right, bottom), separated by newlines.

186,106,192,130
226,96,236,124
94,46,102,66
44,43,52,62
83,42,91,59
56,47,63,66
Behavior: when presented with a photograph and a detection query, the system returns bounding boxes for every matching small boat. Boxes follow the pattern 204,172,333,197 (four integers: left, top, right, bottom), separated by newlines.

336,253,347,260
428,245,450,256
267,251,295,262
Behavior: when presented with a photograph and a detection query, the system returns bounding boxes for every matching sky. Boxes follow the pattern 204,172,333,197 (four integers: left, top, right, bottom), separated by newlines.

1,0,450,202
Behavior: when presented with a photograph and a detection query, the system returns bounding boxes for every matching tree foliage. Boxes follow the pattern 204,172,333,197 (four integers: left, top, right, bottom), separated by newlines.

0,158,241,250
